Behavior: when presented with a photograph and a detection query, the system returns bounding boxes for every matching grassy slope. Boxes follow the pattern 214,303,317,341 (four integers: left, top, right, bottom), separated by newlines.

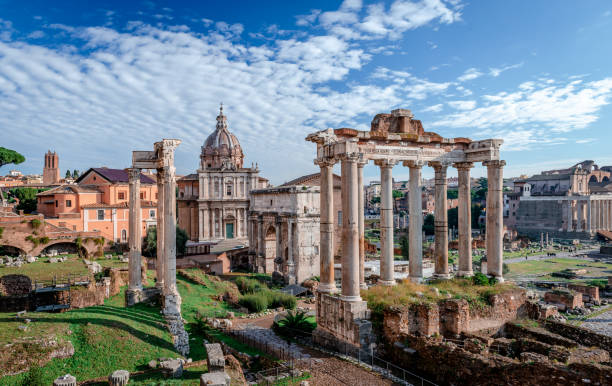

0,268,266,385
0,255,90,281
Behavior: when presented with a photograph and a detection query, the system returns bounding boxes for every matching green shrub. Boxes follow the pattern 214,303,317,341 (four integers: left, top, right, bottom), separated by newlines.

239,293,268,313
235,276,266,294
502,263,510,275
472,272,490,286
30,218,42,229
39,236,50,245
0,226,3,238
267,291,297,310
25,235,39,247
586,279,607,289
273,310,316,338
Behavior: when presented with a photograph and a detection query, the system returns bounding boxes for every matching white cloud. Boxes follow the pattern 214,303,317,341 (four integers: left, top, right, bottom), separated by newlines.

489,62,523,77
457,67,482,82
447,100,476,110
423,103,443,112
27,30,45,39
433,77,612,149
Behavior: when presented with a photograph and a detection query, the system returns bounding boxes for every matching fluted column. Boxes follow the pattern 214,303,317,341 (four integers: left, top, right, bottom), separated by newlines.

431,162,450,279
357,159,367,289
340,154,360,301
375,159,397,286
160,139,181,316
405,160,424,283
455,162,473,277
128,168,143,296
156,168,165,291
316,159,337,293
287,219,295,284
587,200,592,233
484,160,506,282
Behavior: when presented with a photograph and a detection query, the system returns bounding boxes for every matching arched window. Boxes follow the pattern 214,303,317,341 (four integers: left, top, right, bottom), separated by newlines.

121,229,127,242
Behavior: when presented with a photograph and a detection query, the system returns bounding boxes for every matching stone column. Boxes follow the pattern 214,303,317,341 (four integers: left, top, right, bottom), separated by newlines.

605,201,610,231
484,160,506,282
287,219,295,284
587,199,592,233
275,218,282,262
161,139,181,316
375,159,397,286
405,160,424,282
316,159,336,293
576,200,583,232
455,162,473,277
357,159,367,289
431,162,450,279
257,217,265,257
127,168,143,304
156,168,165,291
340,154,361,301
248,218,255,254
567,200,573,232
243,208,248,239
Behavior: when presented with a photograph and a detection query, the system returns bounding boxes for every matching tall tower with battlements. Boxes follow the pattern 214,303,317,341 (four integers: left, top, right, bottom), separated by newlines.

43,150,60,185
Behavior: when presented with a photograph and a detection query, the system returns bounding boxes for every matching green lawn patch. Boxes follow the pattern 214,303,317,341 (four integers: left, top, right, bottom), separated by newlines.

0,255,89,281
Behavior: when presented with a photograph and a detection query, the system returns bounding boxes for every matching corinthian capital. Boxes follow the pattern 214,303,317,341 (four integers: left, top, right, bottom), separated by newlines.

402,160,425,169
315,158,336,168
128,168,141,183
374,159,398,169
483,160,506,169
454,162,474,171
338,152,360,163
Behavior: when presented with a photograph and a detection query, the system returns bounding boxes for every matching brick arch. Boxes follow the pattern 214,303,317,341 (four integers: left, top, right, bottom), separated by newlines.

0,244,27,256
39,241,89,258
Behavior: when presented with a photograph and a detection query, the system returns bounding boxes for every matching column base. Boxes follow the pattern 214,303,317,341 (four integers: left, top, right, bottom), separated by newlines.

378,279,396,286
433,273,451,280
408,276,423,284
162,289,182,316
340,295,362,302
456,270,473,278
317,283,338,293
126,288,144,306
492,275,505,283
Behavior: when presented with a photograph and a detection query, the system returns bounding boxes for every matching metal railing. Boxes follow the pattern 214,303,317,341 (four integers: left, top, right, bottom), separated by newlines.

32,273,90,291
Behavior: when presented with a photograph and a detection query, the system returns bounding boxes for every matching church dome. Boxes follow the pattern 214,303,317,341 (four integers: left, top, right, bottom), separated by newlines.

201,105,244,169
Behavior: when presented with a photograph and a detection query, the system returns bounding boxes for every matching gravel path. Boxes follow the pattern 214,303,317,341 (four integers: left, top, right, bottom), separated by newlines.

580,308,612,337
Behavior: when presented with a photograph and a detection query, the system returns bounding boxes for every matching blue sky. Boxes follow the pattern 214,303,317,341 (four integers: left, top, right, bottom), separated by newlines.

1,0,612,184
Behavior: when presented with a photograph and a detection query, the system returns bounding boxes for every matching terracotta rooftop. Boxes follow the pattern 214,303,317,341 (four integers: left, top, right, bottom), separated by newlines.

76,168,156,184
37,184,101,196
280,172,341,188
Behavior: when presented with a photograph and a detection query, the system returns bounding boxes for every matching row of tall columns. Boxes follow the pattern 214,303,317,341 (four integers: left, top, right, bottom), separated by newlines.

456,162,473,277
358,161,367,289
590,199,612,231
563,198,612,233
485,160,506,282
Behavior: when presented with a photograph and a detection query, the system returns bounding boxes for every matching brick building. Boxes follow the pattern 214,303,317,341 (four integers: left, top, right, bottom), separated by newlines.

37,167,157,243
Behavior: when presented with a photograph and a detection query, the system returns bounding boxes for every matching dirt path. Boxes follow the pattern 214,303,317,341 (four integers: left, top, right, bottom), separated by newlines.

297,352,394,386
580,307,612,337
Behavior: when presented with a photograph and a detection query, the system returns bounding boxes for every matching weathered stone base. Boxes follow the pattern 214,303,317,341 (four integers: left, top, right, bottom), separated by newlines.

125,288,144,307
126,287,160,307
165,314,190,356
163,290,182,316
314,292,372,349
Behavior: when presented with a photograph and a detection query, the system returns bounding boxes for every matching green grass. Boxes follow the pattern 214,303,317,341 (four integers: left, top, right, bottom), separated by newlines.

0,254,90,281
505,257,612,278
0,269,268,384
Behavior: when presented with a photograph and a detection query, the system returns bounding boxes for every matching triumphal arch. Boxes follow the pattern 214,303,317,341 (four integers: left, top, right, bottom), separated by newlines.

307,108,505,348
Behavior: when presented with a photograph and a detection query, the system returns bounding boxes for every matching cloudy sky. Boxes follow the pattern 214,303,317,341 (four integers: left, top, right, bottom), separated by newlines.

1,0,612,184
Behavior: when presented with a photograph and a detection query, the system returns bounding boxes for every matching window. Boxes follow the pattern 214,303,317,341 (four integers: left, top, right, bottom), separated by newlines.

227,184,232,196
338,211,342,226
155,193,158,199
150,210,155,218
118,192,125,200
97,209,104,220
55,200,58,207
66,200,72,207
121,229,127,242
140,192,145,199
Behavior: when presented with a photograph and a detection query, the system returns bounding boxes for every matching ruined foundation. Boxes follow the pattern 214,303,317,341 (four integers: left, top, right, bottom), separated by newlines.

313,293,372,350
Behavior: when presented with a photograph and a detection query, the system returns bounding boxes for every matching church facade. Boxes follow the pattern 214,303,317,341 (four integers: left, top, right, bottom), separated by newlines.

177,106,268,241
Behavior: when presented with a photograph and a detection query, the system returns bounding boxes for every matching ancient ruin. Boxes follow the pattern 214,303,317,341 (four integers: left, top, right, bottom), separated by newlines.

129,139,189,355
307,108,505,347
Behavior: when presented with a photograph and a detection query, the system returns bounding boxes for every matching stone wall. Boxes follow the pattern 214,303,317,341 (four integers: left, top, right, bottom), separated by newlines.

568,284,599,302
382,288,528,338
388,334,612,385
543,320,612,354
0,275,32,296
313,293,371,349
543,290,583,310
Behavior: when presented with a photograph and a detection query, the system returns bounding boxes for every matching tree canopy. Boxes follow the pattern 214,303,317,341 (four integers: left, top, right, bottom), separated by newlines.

8,187,47,213
142,225,188,257
0,147,25,168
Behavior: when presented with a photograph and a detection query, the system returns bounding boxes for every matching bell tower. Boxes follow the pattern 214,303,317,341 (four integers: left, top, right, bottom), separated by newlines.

43,150,60,185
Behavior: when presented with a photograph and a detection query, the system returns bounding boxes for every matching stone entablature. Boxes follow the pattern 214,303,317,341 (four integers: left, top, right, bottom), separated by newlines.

248,185,320,284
